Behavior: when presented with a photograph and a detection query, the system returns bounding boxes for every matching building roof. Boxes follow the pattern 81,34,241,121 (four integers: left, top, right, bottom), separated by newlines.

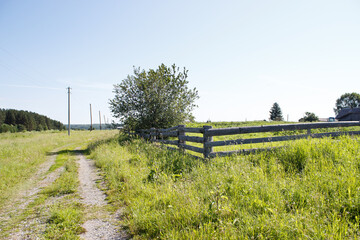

336,107,360,119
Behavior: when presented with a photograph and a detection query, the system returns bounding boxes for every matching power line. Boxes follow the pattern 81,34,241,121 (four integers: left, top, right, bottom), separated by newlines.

0,83,63,90
0,46,51,82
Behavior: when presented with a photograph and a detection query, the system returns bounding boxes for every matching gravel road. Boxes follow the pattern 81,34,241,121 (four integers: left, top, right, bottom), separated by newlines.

77,153,128,240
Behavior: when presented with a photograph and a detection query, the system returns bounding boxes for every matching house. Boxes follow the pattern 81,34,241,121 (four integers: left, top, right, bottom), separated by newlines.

335,108,360,121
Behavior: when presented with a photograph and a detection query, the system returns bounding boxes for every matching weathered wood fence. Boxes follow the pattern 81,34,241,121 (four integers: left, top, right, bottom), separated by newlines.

132,121,360,158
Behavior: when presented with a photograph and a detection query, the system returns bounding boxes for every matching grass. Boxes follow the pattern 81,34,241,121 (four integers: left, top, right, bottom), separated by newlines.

162,121,360,157
0,130,118,239
42,148,84,239
90,133,360,239
0,130,118,208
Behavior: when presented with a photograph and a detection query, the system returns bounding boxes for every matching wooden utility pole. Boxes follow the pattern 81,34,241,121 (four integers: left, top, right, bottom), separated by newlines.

90,104,93,131
67,87,71,136
99,111,102,130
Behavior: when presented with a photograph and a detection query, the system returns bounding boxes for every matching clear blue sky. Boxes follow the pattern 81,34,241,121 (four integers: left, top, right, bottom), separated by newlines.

1,0,359,124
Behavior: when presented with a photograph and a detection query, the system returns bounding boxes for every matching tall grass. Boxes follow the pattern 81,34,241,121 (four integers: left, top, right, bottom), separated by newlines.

0,130,118,208
90,134,360,239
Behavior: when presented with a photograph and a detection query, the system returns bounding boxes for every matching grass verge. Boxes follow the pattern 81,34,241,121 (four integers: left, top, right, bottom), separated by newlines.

90,134,360,239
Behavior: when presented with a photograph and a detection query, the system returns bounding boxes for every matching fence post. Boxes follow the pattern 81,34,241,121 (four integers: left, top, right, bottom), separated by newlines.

178,125,185,151
150,128,156,142
203,125,213,158
307,128,311,137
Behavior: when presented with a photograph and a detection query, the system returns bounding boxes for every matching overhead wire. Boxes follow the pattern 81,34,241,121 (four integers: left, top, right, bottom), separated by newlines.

0,46,61,89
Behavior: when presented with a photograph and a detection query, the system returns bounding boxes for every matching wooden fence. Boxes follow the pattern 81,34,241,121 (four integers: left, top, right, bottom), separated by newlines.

133,121,360,158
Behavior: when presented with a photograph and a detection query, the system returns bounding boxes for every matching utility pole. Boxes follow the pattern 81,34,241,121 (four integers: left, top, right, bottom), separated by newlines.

90,104,93,131
104,115,106,129
99,111,102,130
67,87,71,136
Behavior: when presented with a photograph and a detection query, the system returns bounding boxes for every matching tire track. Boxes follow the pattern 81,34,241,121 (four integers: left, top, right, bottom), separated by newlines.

0,149,64,239
77,152,128,240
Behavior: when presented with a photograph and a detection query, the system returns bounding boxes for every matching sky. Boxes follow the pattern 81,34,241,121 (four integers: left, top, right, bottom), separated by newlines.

0,0,359,124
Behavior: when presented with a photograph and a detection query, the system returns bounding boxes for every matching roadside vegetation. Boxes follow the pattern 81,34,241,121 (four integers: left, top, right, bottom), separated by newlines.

42,147,84,239
0,130,117,209
90,129,360,239
0,144,84,239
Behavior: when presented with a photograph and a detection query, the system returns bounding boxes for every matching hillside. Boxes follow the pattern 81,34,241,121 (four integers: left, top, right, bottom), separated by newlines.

0,108,65,133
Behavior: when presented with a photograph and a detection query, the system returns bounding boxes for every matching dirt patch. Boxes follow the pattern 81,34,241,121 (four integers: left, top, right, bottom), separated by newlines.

0,149,64,238
77,153,128,240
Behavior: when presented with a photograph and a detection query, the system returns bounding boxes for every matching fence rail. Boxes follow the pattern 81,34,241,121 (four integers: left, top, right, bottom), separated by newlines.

132,121,360,158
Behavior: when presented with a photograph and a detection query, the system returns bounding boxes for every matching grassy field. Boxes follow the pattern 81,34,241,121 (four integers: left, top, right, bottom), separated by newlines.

2,123,360,239
0,130,119,239
161,121,360,156
0,130,117,209
90,126,360,239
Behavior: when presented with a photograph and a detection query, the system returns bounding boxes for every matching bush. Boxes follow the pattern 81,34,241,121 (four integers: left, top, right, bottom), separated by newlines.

0,123,17,133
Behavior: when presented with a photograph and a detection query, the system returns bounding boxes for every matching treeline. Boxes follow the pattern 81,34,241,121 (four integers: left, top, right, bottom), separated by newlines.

0,109,65,133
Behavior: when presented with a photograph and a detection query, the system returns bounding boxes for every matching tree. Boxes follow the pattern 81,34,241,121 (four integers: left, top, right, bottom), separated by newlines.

4,110,16,125
109,64,199,130
334,92,360,115
299,112,319,122
269,102,283,121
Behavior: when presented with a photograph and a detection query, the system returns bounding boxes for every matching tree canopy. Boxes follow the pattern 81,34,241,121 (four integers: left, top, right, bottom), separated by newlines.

269,102,283,121
299,112,319,122
0,108,65,133
334,92,360,115
109,64,199,130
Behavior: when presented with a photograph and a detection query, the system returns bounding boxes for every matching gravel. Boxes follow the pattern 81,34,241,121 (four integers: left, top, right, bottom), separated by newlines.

77,153,128,240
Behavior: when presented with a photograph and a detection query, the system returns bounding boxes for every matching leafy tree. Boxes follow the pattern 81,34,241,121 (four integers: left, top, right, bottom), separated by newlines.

109,64,199,130
0,123,17,133
334,92,360,115
269,102,283,121
299,112,319,122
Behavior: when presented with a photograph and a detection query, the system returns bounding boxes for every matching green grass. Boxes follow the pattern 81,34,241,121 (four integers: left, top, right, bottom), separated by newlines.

173,121,360,157
0,130,118,208
43,203,85,240
0,130,119,239
90,133,360,239
42,150,84,239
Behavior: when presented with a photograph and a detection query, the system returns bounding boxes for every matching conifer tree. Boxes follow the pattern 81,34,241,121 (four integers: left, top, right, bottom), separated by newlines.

269,102,283,121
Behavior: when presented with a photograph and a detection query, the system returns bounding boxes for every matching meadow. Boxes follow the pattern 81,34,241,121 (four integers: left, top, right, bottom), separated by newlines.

0,130,117,209
90,123,360,239
1,123,360,239
156,121,360,157
0,130,119,239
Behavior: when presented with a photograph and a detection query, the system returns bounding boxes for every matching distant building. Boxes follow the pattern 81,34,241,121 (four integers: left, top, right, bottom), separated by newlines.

335,108,360,121
319,117,336,122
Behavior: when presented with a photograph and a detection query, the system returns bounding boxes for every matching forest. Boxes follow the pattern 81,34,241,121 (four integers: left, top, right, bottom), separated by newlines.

0,108,65,133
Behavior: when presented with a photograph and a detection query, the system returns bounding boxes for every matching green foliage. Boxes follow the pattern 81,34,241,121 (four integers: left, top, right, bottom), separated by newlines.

0,123,17,133
299,112,319,122
43,162,78,197
0,130,118,209
334,92,360,115
269,102,284,121
109,64,199,130
44,204,84,239
0,108,64,133
90,134,360,239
